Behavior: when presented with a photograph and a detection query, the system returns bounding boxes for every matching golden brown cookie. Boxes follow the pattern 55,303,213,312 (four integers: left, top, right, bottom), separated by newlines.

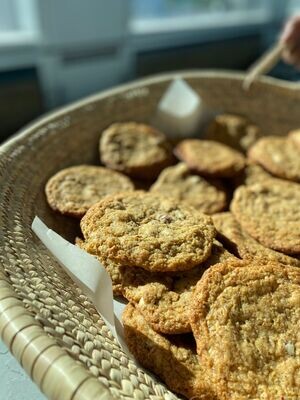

212,212,300,267
80,191,216,272
150,163,227,214
122,240,236,334
233,162,276,187
231,181,300,255
248,136,300,182
190,260,300,400
174,139,245,178
75,237,124,295
288,129,300,149
99,122,173,180
45,165,134,218
123,304,217,400
205,114,261,153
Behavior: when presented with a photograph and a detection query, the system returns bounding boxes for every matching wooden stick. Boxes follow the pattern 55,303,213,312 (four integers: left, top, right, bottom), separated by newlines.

243,42,285,91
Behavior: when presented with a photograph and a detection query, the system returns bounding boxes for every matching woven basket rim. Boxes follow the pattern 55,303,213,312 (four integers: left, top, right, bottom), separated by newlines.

0,273,114,400
1,69,299,153
0,69,299,400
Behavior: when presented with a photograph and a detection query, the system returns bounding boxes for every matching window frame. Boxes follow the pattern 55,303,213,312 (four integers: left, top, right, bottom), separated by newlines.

129,0,289,52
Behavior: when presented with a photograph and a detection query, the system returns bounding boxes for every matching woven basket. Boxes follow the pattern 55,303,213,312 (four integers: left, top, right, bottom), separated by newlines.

1,71,300,400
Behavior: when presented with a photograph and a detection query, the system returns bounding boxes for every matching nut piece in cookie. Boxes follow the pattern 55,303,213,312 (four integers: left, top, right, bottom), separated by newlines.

205,114,261,153
122,240,237,334
190,260,300,400
174,139,245,178
212,212,300,267
248,136,300,182
150,163,227,214
80,191,216,272
45,165,134,218
123,304,217,400
231,181,300,255
99,122,174,180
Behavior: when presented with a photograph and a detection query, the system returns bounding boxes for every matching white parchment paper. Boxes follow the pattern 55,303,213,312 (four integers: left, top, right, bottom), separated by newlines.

32,216,129,354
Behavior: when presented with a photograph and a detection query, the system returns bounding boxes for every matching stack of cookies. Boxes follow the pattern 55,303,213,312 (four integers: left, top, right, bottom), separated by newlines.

45,117,300,399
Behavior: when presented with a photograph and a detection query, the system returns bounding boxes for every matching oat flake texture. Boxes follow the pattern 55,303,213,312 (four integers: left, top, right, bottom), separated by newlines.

190,260,300,400
231,181,300,255
80,191,216,272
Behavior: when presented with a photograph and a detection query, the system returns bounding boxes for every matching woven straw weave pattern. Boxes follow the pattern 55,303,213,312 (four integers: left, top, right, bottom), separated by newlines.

0,72,300,400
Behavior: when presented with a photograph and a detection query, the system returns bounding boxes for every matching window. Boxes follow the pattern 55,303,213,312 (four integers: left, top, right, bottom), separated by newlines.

0,0,38,36
288,0,300,14
131,0,270,20
130,0,288,34
0,0,18,32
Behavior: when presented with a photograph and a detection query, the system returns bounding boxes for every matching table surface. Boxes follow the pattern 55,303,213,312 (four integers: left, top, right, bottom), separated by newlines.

0,340,45,400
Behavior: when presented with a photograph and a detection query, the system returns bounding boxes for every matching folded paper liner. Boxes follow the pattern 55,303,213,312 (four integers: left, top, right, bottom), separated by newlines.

32,216,129,355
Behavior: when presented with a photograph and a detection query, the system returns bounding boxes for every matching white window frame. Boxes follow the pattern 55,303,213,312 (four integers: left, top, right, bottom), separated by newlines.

130,0,289,51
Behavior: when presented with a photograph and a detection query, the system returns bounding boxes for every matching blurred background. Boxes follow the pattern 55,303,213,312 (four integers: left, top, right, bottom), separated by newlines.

1,0,300,143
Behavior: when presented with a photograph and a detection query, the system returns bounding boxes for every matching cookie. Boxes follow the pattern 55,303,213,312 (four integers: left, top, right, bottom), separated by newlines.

288,129,300,149
45,165,134,218
248,136,300,182
123,304,217,400
174,139,245,178
231,181,300,255
99,122,174,180
233,162,276,187
122,240,236,334
150,163,227,214
212,212,300,267
190,260,300,400
80,191,216,272
75,237,124,295
205,114,261,153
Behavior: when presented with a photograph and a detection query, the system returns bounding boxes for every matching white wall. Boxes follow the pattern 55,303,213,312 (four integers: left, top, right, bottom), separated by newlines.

35,0,132,108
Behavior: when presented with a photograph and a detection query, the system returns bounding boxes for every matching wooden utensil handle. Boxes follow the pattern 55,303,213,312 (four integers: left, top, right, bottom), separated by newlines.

243,42,285,90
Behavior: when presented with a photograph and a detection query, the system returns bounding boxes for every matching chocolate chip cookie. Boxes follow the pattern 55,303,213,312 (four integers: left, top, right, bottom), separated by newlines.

248,136,300,182
80,191,216,272
150,163,227,214
205,114,260,152
122,240,236,334
123,304,217,400
234,162,276,187
75,237,124,295
190,260,300,400
212,212,300,267
99,122,174,180
231,181,300,255
174,139,245,178
45,165,134,218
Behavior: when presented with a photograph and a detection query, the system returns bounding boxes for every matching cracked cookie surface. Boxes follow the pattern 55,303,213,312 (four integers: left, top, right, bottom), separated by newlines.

80,191,216,272
99,122,173,180
75,237,124,295
123,304,217,400
248,136,300,182
234,162,276,187
212,212,300,267
45,165,134,218
205,114,260,153
122,240,236,334
190,259,300,400
174,139,245,178
150,163,227,214
230,181,300,255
